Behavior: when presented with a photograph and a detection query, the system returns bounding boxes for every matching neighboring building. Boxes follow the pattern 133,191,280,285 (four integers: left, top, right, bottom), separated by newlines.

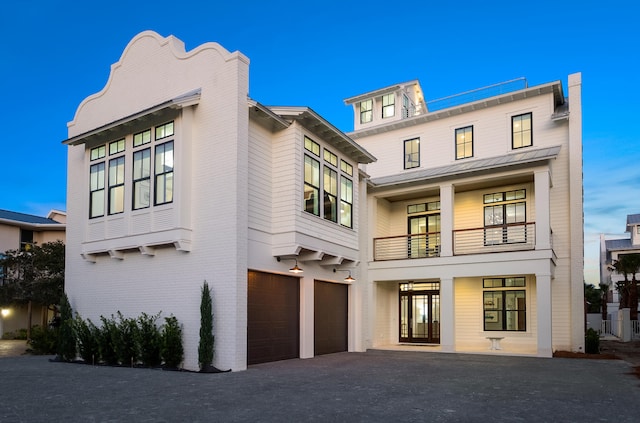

600,214,640,317
64,31,584,371
0,209,66,337
346,73,584,357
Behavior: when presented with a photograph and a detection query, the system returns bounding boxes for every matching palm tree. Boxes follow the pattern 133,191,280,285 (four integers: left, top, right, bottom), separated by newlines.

610,254,640,320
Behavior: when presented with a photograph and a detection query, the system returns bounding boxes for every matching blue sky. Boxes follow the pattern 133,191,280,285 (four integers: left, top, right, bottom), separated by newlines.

1,1,637,285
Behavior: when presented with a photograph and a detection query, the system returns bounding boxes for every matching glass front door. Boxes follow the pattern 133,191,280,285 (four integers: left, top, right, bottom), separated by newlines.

408,215,440,258
399,282,440,343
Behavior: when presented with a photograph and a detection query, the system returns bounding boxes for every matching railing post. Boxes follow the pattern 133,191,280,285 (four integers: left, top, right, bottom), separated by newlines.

440,183,453,257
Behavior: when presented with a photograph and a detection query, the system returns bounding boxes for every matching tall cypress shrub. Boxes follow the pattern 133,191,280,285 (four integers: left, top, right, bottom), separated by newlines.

198,281,214,371
56,292,76,361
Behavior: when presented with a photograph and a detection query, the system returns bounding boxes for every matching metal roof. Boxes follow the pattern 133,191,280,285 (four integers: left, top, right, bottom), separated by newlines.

370,145,561,188
605,238,640,252
627,214,640,227
0,209,64,227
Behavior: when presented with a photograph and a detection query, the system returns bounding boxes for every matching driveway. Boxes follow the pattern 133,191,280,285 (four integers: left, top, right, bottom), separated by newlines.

1,350,639,422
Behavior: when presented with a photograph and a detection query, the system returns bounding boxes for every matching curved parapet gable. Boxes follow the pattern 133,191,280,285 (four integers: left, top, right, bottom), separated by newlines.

67,30,249,137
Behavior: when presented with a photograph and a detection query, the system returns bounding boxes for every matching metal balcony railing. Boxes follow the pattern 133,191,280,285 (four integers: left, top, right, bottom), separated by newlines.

374,233,441,261
453,223,536,255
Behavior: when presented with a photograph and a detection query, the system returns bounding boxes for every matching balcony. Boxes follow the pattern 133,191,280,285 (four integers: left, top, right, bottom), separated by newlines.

374,223,537,261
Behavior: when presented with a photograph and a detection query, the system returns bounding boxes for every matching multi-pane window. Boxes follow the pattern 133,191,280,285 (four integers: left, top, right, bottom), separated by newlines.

133,149,151,210
155,141,174,205
404,138,420,169
108,157,125,214
88,121,175,217
90,162,105,218
340,178,353,228
360,99,373,123
303,136,354,228
455,126,473,159
512,113,532,149
483,189,526,245
483,277,526,331
382,93,395,118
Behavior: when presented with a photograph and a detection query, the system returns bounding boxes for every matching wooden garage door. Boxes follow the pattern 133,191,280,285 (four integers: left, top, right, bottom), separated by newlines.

314,281,348,356
247,271,300,365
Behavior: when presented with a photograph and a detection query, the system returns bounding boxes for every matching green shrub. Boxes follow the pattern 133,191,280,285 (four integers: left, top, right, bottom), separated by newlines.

75,315,100,364
27,325,58,355
98,315,119,365
585,328,600,354
161,315,184,369
198,281,214,371
137,312,162,367
2,328,28,340
115,312,138,366
57,293,76,361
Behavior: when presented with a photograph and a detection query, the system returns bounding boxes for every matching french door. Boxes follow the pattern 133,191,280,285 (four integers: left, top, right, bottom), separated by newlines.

399,282,440,343
408,214,441,258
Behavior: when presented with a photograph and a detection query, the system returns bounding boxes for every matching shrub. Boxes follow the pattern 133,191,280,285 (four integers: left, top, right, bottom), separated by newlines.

161,315,183,369
585,328,600,354
137,312,162,367
27,325,57,355
198,281,214,371
57,293,76,361
115,312,138,366
75,315,100,364
98,315,119,365
2,328,28,340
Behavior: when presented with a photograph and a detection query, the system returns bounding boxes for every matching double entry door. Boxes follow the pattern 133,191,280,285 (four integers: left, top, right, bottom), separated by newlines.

408,214,441,258
399,282,440,344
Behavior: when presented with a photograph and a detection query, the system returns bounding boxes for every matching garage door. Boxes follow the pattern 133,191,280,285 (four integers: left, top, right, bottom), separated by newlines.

314,281,348,356
247,271,300,365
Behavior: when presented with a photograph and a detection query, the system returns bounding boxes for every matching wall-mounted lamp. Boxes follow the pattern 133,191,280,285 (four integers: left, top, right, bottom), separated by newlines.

333,268,356,282
1,308,10,317
277,257,303,274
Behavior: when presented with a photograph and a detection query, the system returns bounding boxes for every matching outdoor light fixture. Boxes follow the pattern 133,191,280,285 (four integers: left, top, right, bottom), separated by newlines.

1,308,9,317
334,268,356,282
277,257,303,274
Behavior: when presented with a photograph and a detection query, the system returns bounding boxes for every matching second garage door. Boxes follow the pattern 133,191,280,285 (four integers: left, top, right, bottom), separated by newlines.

314,281,348,356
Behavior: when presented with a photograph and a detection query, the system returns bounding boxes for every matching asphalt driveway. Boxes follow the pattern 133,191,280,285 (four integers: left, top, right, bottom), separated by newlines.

1,350,639,422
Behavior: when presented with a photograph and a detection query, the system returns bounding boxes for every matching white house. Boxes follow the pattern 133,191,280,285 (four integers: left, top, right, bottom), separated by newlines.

347,74,584,357
600,213,640,317
64,31,584,371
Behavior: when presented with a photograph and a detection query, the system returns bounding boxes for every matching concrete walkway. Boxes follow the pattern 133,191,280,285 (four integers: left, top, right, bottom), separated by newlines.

0,339,27,357
1,350,639,422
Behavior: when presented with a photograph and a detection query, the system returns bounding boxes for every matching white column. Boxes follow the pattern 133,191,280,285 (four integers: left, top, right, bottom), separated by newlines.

534,170,551,250
440,277,455,352
440,184,454,257
536,273,552,357
299,276,314,359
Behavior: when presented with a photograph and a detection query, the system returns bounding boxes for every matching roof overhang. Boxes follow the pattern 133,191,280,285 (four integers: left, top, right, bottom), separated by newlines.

369,145,562,191
267,106,376,164
344,80,420,105
0,218,65,231
62,89,201,146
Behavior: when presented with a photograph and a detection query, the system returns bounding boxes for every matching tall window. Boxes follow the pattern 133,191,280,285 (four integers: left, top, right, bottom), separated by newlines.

483,189,526,245
360,99,373,123
155,141,174,205
455,126,473,159
133,148,151,209
483,277,526,331
404,138,420,169
512,113,532,149
89,162,105,218
324,167,338,222
340,178,353,228
304,155,320,215
382,93,395,118
108,156,125,214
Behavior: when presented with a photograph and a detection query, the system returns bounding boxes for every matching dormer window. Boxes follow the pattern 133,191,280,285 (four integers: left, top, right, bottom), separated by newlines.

360,99,373,124
382,93,395,118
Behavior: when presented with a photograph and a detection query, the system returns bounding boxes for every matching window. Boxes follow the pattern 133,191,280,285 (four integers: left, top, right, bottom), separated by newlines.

483,277,526,331
404,138,420,169
382,93,395,118
109,139,125,155
155,141,174,205
407,201,440,214
303,137,354,227
20,229,34,251
455,126,473,159
512,113,532,149
133,129,151,147
483,190,527,245
90,146,105,161
360,99,373,123
133,149,151,210
324,167,338,222
340,177,353,228
156,121,174,140
89,162,105,218
108,156,125,214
